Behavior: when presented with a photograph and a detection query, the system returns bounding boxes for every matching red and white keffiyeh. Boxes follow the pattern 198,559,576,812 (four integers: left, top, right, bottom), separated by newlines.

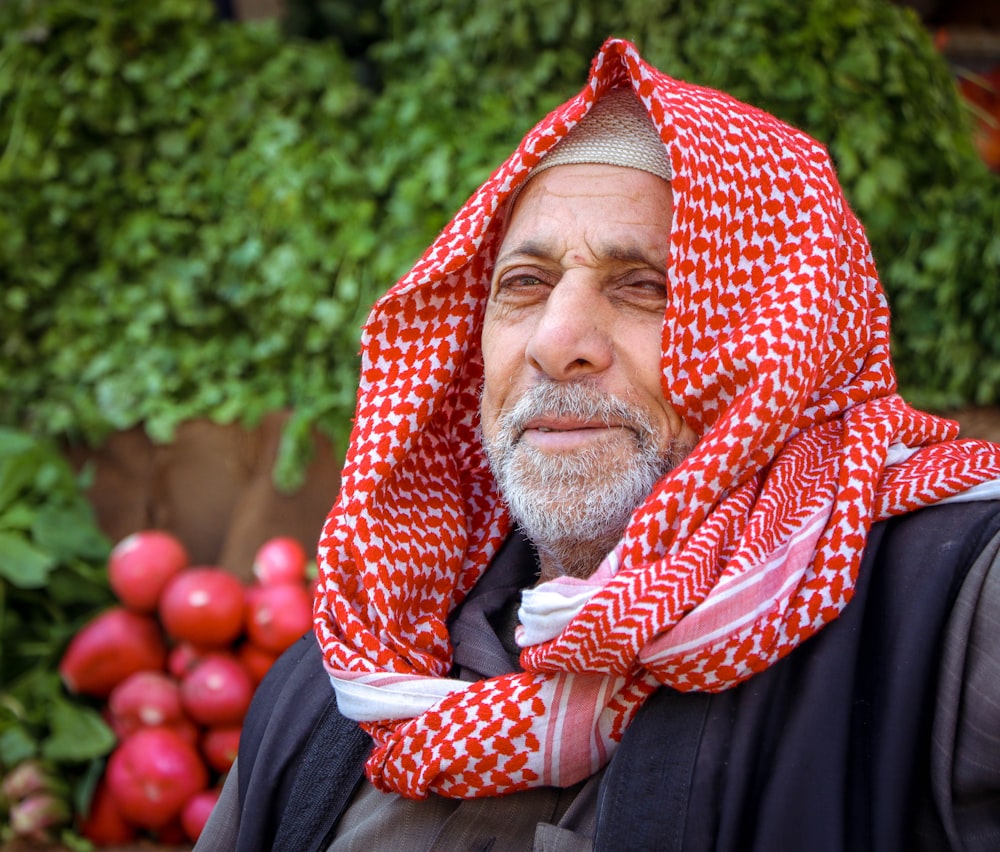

314,38,1000,800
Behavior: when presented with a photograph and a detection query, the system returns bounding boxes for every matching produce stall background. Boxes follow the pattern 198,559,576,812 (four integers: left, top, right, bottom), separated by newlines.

2,0,1000,848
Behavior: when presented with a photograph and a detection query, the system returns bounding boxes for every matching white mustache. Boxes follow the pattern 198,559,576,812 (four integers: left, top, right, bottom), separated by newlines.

496,382,657,449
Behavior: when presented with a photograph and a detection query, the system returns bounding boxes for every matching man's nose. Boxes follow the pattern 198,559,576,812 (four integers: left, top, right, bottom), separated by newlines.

524,277,613,380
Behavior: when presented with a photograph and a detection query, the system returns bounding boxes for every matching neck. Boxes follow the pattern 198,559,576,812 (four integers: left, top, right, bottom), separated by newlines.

532,529,621,582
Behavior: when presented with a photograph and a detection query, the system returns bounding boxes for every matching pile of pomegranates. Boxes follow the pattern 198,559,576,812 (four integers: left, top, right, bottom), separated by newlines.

58,530,314,845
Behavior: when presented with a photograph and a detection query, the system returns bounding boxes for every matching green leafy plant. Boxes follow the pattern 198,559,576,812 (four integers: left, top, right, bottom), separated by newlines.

0,427,116,844
0,0,371,489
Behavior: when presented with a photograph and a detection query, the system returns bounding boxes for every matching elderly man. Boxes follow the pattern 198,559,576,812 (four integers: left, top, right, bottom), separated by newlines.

197,39,1000,851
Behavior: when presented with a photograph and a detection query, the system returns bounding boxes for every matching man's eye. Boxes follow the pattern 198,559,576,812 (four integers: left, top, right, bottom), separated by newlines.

496,273,548,294
622,278,668,299
504,274,543,287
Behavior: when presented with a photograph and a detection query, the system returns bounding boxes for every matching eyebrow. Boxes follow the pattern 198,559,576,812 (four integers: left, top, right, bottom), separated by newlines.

494,240,551,268
603,245,666,272
495,241,665,272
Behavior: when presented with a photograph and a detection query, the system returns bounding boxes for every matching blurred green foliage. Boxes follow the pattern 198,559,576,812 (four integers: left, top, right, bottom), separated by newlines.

2,0,998,490
0,0,372,488
0,427,116,832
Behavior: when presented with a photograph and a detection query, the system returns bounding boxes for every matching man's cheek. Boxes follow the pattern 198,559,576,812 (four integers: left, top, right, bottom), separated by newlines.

478,393,500,446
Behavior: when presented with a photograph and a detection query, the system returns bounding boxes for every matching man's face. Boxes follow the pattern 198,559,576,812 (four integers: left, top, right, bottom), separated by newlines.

480,163,698,579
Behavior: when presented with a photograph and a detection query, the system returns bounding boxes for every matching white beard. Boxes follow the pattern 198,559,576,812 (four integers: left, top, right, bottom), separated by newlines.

482,382,689,579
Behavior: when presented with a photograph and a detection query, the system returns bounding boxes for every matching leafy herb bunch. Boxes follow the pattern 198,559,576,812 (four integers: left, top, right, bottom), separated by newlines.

0,0,371,489
0,428,115,845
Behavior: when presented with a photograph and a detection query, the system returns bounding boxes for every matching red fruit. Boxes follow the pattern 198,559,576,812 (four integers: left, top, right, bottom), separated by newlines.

180,653,255,727
201,725,241,773
108,671,183,738
157,817,189,844
238,641,281,684
169,715,201,748
159,567,245,647
79,778,137,845
59,608,167,697
105,727,208,831
167,641,209,679
108,530,188,613
253,536,309,586
245,582,313,653
181,787,222,842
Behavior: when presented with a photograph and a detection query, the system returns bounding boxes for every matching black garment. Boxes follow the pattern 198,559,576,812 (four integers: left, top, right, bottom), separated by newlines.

235,501,1000,852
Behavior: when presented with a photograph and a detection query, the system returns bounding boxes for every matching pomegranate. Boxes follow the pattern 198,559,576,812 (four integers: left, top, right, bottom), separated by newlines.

167,640,209,679
107,671,183,738
108,530,188,613
180,653,255,727
201,725,241,773
253,536,309,586
159,567,245,647
59,608,167,697
79,778,136,845
168,714,202,748
245,582,313,653
105,727,208,831
181,786,222,842
238,640,281,684
157,817,189,844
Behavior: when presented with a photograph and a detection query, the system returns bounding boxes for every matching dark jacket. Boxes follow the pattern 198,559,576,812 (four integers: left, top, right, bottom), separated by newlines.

234,501,1000,852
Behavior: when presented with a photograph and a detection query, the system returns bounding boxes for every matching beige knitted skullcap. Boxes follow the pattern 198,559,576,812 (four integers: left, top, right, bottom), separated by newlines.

529,86,671,182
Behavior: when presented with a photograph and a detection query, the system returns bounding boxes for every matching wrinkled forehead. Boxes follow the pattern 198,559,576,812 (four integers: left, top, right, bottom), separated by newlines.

495,163,674,275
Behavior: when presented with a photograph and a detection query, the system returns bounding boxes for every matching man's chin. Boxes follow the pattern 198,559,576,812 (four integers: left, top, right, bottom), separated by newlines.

492,439,676,578
504,454,651,529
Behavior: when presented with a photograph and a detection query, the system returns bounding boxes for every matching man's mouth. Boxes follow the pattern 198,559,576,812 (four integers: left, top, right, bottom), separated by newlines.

525,417,604,432
489,382,656,458
520,417,630,449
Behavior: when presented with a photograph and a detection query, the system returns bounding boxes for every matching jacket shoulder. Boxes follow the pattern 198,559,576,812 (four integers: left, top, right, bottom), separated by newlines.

236,633,370,852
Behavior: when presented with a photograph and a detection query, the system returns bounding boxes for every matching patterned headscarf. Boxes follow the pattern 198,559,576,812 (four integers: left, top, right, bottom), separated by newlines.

314,38,1000,800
